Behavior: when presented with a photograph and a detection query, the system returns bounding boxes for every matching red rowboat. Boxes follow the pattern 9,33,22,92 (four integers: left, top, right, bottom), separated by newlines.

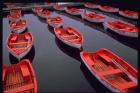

80,48,137,93
119,10,138,19
37,10,52,18
10,9,22,16
54,27,84,49
65,8,83,15
99,5,119,12
47,16,63,27
53,5,65,11
6,32,33,59
3,59,37,93
81,12,106,23
44,2,53,5
7,13,21,22
10,19,27,33
103,20,138,38
84,3,99,9
32,6,43,13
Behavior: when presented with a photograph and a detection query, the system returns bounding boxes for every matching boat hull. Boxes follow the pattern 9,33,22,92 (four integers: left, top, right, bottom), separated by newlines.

80,52,121,93
6,32,34,59
84,4,99,9
37,14,49,18
48,22,62,28
119,11,138,19
32,8,43,13
56,35,82,49
53,7,65,11
99,6,119,12
37,12,52,18
54,27,83,49
65,9,82,15
9,17,20,23
103,22,138,38
3,59,37,93
11,26,27,34
81,14,106,23
9,46,32,59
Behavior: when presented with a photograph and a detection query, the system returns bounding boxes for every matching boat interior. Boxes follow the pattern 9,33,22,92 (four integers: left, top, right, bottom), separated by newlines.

107,21,138,32
83,51,137,91
3,62,34,92
56,27,82,43
48,17,62,23
8,32,31,48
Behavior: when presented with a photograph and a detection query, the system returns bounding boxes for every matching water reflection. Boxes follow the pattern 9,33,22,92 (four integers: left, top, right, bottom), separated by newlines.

9,46,35,64
55,37,83,62
80,63,113,93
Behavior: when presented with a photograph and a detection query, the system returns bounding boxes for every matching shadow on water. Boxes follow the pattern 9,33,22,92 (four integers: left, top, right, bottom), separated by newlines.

105,29,139,51
47,25,63,35
22,10,33,15
37,16,47,23
55,33,114,92
9,45,35,64
47,24,55,34
80,63,113,93
55,37,83,62
56,11,83,21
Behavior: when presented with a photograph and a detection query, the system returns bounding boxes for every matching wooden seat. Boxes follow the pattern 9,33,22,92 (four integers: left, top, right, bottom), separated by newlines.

9,42,27,45
98,53,112,64
20,64,30,77
61,35,76,40
4,83,34,93
117,81,137,90
25,34,30,39
84,55,94,66
68,38,80,43
98,69,122,76
11,35,17,41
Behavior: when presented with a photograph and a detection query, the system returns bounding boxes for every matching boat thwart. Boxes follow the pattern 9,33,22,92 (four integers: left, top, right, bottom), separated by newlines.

80,48,137,93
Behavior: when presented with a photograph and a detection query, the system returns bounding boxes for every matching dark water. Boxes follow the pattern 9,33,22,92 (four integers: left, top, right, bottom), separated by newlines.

3,8,138,93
